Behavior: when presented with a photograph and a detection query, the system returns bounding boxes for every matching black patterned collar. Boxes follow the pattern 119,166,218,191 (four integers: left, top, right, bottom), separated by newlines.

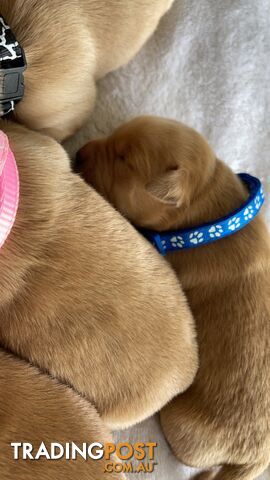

0,16,27,116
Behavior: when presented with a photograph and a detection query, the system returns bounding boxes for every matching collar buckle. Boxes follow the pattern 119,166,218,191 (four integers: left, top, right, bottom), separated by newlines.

0,62,26,116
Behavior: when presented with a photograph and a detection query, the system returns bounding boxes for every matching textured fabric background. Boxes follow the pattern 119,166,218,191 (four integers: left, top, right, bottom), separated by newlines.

66,0,270,478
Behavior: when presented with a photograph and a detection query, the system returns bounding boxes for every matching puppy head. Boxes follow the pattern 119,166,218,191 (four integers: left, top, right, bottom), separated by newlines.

76,116,216,230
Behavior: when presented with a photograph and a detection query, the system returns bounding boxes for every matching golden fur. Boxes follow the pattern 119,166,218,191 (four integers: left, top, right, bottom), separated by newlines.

77,116,270,480
0,0,174,141
0,348,124,480
0,120,198,433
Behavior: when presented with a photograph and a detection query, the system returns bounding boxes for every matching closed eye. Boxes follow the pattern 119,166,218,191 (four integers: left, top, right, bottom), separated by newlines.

165,165,179,172
117,156,135,172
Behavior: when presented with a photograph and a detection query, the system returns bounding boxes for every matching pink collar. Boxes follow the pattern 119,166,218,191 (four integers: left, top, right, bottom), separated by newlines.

0,131,19,248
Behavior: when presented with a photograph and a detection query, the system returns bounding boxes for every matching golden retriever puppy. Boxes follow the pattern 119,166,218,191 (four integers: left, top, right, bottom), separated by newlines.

77,116,270,480
0,0,174,141
0,348,124,480
0,120,198,431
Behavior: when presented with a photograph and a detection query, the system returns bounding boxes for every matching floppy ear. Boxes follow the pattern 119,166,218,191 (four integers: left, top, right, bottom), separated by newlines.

146,169,182,207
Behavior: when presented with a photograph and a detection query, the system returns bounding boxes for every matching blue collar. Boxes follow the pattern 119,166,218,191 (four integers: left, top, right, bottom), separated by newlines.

141,173,265,256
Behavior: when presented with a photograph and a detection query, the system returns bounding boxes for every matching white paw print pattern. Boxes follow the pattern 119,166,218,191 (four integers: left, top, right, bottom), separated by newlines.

170,236,185,248
244,205,254,220
189,231,204,245
254,195,262,210
208,225,223,238
228,216,241,231
162,240,167,250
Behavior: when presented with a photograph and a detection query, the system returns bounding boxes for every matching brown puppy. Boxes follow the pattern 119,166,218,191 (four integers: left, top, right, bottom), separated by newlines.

0,0,174,141
0,348,124,480
0,120,198,432
77,116,270,480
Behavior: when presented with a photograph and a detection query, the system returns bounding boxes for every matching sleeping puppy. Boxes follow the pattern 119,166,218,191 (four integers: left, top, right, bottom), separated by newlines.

0,348,124,480
77,116,270,480
0,0,174,141
0,120,198,431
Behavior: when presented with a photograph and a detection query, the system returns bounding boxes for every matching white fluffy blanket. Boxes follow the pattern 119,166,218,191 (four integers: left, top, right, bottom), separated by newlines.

67,0,270,478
